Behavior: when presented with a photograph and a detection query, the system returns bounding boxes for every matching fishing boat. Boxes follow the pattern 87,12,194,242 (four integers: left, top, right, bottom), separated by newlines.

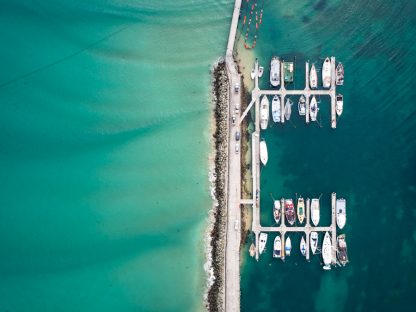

337,234,349,266
309,95,318,122
273,200,281,224
250,68,256,80
322,57,331,88
310,231,319,255
270,56,281,87
336,198,346,230
311,198,320,226
259,140,268,166
336,94,343,116
284,199,296,226
309,63,317,89
258,66,264,78
259,232,268,255
322,232,332,270
284,98,293,121
298,95,306,116
271,95,281,123
300,236,306,257
297,197,305,224
249,243,255,257
285,235,292,256
273,235,282,258
336,62,344,85
260,95,269,130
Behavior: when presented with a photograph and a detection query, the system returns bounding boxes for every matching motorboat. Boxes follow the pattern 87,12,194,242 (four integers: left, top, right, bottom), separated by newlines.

273,235,282,258
311,198,320,226
336,62,344,85
271,95,281,123
284,98,293,121
336,94,343,116
259,232,268,254
310,231,318,255
309,63,317,89
336,198,346,229
249,243,255,257
270,56,281,87
322,57,331,88
297,197,305,224
300,236,306,257
251,68,256,80
258,66,264,78
260,95,269,130
322,232,332,270
337,234,349,266
309,95,318,122
284,199,296,226
285,235,292,256
298,95,306,116
273,200,281,224
259,140,268,166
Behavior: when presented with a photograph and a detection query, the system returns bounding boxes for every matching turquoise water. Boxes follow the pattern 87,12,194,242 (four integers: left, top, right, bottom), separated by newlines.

239,0,416,311
0,1,233,310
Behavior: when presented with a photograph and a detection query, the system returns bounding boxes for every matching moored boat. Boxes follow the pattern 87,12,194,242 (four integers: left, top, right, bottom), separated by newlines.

336,198,346,229
271,95,281,123
259,66,264,78
273,235,282,258
285,235,292,256
300,236,306,257
298,95,306,116
310,95,318,122
249,243,255,257
260,95,269,130
251,68,256,80
336,62,344,85
270,56,281,87
284,199,296,226
336,94,343,116
259,232,268,255
337,234,349,266
260,140,268,166
297,197,305,224
309,63,317,89
322,57,331,88
284,98,293,121
322,232,332,270
310,231,319,255
273,200,281,224
311,198,320,226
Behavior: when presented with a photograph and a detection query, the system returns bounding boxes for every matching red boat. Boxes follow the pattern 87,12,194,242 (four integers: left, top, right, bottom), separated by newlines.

284,199,296,225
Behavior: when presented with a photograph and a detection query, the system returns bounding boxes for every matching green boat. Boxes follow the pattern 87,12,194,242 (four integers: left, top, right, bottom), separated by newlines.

283,62,294,83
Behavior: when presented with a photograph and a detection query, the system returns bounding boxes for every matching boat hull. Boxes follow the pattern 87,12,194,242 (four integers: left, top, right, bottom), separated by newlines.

297,198,305,224
273,200,281,224
322,232,332,268
285,236,292,256
260,141,268,166
336,198,346,229
310,96,318,121
310,64,318,89
259,232,268,254
270,57,281,87
300,236,306,256
273,235,282,258
310,231,318,255
322,57,331,88
311,198,320,226
260,95,269,130
271,95,281,123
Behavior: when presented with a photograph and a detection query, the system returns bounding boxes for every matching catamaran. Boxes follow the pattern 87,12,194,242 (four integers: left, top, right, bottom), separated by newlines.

285,235,292,256
297,197,305,224
271,95,281,123
337,234,349,266
273,235,282,258
260,95,269,130
336,198,346,229
322,57,331,88
284,199,296,226
300,236,306,257
310,95,318,122
284,98,293,121
259,232,268,255
311,198,320,226
298,95,306,116
260,140,268,166
273,200,281,224
310,231,319,255
336,62,344,85
270,56,281,87
322,232,332,270
310,63,317,89
336,94,343,116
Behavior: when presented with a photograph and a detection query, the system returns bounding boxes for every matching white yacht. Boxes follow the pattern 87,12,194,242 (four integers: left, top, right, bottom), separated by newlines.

271,95,281,123
258,66,264,78
270,56,281,87
284,98,293,121
336,94,343,116
298,95,306,116
322,57,331,88
311,198,320,226
310,231,319,255
310,63,317,89
273,235,282,258
251,68,256,80
273,200,281,224
259,232,268,255
336,198,346,230
309,95,318,122
300,236,306,257
322,232,332,270
260,95,269,130
259,140,268,166
285,236,292,256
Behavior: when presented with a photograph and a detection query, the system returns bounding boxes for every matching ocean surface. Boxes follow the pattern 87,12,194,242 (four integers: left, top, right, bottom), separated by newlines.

239,0,416,311
0,1,233,311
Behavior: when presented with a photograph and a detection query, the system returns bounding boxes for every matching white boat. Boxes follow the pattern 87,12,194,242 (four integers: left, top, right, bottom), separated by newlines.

273,235,282,258
311,198,320,226
259,140,268,165
309,63,317,89
258,66,264,78
336,94,343,116
249,243,255,257
271,95,281,123
310,231,319,255
250,68,256,80
298,95,306,116
259,232,268,255
270,56,281,87
260,95,269,130
297,197,305,224
336,198,346,230
336,62,344,85
322,57,331,88
273,200,281,224
300,236,306,257
309,95,318,122
322,232,332,270
284,98,293,121
285,235,292,256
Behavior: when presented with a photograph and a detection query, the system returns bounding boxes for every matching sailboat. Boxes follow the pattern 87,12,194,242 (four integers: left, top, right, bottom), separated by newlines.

311,198,320,226
259,232,268,255
260,95,269,130
310,231,319,255
310,95,318,122
273,200,281,224
297,197,305,224
273,235,282,258
336,198,346,229
322,232,332,270
309,63,317,89
271,95,281,123
284,98,293,121
322,57,331,88
285,235,292,256
259,140,268,166
298,95,306,116
300,236,306,257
